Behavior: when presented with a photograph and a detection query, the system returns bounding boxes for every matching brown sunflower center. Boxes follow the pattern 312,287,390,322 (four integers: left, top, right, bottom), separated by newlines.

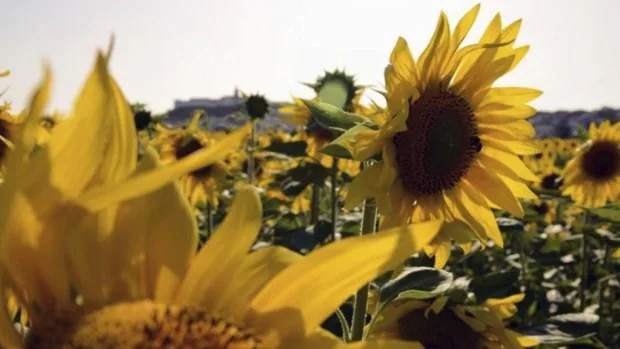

26,301,266,349
580,140,620,180
175,136,213,177
534,201,550,215
393,89,480,196
541,173,562,190
397,309,485,349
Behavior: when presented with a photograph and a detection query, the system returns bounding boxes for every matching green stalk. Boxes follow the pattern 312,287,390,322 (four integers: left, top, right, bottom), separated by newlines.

330,159,339,241
579,211,591,312
205,203,214,240
350,196,377,341
598,244,612,339
310,183,321,225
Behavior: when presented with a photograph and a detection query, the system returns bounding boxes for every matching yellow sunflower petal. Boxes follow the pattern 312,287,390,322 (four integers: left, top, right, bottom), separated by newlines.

31,53,112,201
345,163,387,210
511,330,539,347
478,147,538,182
247,220,443,346
479,87,542,107
78,124,250,211
466,164,524,217
480,135,540,155
390,37,420,86
454,182,503,247
114,147,197,303
217,246,302,322
452,4,480,48
478,120,536,140
433,242,452,269
174,185,261,308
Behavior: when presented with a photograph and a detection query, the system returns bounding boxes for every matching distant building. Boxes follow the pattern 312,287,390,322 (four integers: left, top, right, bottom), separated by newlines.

164,88,294,132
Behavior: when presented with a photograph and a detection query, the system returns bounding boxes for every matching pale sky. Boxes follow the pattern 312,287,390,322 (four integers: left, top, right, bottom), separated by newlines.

2,0,619,114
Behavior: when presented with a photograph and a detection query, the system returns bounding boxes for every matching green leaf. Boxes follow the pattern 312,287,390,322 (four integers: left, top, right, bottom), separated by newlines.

522,313,599,344
263,140,308,157
302,99,376,132
320,123,376,160
320,143,353,159
379,267,454,303
576,125,589,141
586,206,620,223
469,270,520,302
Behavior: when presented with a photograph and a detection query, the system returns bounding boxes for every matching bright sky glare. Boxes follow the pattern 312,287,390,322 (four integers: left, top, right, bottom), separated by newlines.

2,0,618,113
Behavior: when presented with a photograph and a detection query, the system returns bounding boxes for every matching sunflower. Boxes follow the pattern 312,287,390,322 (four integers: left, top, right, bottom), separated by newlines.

0,59,443,348
154,112,240,207
279,71,365,176
0,49,251,348
368,294,538,349
335,5,541,267
561,121,620,207
245,94,270,120
522,139,557,176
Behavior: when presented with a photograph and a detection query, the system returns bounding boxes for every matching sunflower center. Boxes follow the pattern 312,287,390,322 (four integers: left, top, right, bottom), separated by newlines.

393,89,479,196
581,141,620,180
26,301,266,349
175,136,213,177
541,174,562,190
534,201,550,215
397,309,485,349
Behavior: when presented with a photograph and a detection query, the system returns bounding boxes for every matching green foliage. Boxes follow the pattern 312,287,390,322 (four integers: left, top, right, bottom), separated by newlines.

379,267,454,303
262,140,308,157
302,99,376,133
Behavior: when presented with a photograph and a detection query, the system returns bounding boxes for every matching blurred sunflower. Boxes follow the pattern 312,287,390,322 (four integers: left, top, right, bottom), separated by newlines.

0,49,246,347
368,294,538,349
0,70,21,169
530,198,558,224
561,121,620,207
557,138,581,157
279,70,365,176
522,139,557,176
0,62,442,349
245,93,269,120
336,5,541,267
154,111,240,207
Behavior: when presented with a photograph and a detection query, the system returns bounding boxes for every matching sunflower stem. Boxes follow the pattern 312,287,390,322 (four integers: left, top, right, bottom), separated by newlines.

247,120,256,184
330,159,339,242
516,234,528,288
350,196,377,341
205,203,214,240
310,183,321,225
598,244,612,339
579,211,591,312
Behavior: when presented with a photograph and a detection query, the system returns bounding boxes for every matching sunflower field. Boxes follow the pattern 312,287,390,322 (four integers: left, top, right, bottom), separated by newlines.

0,4,619,349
